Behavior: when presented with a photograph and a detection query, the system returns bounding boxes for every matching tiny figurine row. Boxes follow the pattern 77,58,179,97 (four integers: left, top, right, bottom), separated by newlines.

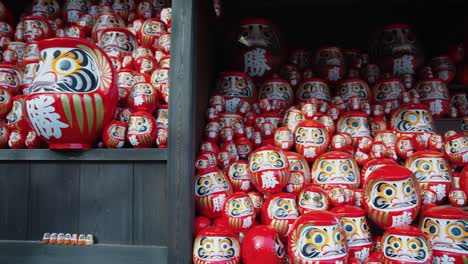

0,0,171,149
192,17,468,264
42,233,94,246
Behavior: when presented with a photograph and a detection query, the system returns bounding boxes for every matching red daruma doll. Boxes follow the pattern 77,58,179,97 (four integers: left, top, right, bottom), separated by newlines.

364,165,421,230
25,38,118,149
261,192,299,239
241,225,285,264
221,192,256,233
288,211,348,263
194,168,233,219
294,120,330,163
380,225,432,264
248,146,289,195
192,225,241,264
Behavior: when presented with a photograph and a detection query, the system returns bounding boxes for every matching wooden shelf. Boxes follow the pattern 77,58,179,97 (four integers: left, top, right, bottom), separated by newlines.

0,149,168,161
0,240,167,264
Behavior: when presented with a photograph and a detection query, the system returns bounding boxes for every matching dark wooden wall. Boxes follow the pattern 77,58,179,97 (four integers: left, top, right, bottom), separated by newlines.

0,159,168,246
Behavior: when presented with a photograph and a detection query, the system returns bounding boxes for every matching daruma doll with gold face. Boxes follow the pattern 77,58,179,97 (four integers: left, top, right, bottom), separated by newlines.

364,165,421,230
261,192,299,239
126,111,157,148
247,146,289,195
216,71,256,113
195,168,233,219
294,120,330,163
390,104,435,138
25,38,118,149
336,112,371,144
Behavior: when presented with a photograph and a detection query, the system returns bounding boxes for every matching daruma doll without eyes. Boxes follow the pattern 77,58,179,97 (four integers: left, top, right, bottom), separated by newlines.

25,38,118,149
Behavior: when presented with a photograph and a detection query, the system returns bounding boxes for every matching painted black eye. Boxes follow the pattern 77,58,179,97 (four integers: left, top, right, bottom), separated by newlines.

450,226,462,237
385,189,393,196
60,60,72,71
393,242,400,248
314,234,324,244
345,224,353,232
428,225,437,234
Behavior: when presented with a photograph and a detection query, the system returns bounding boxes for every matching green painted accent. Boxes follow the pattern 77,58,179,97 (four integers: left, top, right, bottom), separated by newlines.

83,94,94,135
73,94,84,135
94,94,104,132
463,256,468,264
61,95,73,127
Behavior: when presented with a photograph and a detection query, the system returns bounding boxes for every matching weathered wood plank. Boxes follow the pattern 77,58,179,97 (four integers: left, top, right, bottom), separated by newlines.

78,163,133,245
0,241,167,264
168,0,197,262
28,162,80,241
0,162,30,240
0,149,167,161
133,162,168,246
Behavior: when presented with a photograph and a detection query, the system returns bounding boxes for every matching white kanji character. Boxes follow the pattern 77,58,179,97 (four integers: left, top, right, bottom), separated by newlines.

463,152,468,163
303,147,316,158
240,181,250,191
393,55,415,75
328,66,340,81
430,184,446,201
429,100,444,115
134,95,144,106
242,217,252,228
129,135,140,146
244,48,271,77
438,71,449,81
434,254,455,264
26,95,69,140
355,247,370,262
392,212,412,227
261,171,279,189
212,194,226,212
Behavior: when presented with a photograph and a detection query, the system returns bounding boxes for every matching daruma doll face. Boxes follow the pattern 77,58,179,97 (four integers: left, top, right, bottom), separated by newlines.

25,38,118,149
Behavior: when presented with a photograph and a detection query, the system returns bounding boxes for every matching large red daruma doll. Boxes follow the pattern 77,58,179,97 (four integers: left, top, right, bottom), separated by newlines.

419,206,468,264
25,38,118,149
195,168,233,219
293,120,330,163
364,165,421,230
390,104,435,138
247,146,289,195
192,225,241,264
288,211,348,264
381,225,432,264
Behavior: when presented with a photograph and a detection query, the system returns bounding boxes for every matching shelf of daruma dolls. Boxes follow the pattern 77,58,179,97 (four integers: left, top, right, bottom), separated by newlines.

0,148,168,161
0,240,168,264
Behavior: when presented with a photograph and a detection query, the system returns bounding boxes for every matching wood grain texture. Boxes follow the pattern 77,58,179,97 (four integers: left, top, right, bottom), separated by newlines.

167,0,196,262
0,241,167,264
0,162,29,240
133,162,168,246
28,162,80,241
434,119,463,134
78,162,133,245
0,149,167,161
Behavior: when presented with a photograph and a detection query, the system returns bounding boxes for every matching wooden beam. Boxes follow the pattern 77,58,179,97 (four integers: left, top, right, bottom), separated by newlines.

0,149,168,161
167,0,196,262
0,241,167,264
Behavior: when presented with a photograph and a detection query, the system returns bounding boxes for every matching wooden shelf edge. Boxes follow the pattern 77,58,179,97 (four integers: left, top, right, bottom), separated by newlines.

0,149,168,161
0,241,168,264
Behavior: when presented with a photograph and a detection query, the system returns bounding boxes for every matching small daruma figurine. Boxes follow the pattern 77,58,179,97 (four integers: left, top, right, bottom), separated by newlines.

126,111,157,148
337,78,372,103
405,151,452,204
364,165,421,230
102,120,127,148
261,192,299,239
258,78,293,113
241,225,285,264
331,205,373,263
372,78,404,109
381,225,432,264
294,120,330,162
222,192,256,233
226,160,253,192
390,104,435,138
295,78,331,104
127,82,159,113
297,185,329,214
195,168,233,219
415,78,449,118
419,206,468,264
336,112,371,143
311,151,361,189
314,46,346,84
25,38,118,149
443,133,468,167
247,146,290,195
288,211,348,263
192,225,241,264
216,71,256,113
